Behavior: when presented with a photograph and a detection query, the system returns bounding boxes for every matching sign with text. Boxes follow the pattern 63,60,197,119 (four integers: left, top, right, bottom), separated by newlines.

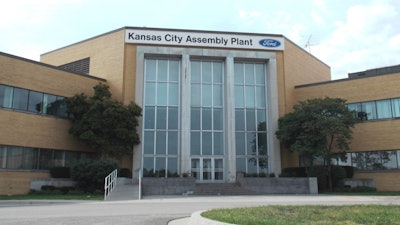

125,29,284,50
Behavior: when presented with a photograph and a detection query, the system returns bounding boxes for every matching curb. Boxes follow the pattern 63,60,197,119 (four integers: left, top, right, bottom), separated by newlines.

0,200,90,207
169,210,234,225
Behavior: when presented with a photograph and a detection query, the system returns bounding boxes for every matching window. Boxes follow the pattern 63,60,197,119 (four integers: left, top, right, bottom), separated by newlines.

391,98,400,118
12,88,29,111
376,99,392,119
235,62,268,175
0,145,89,170
0,84,69,118
308,150,400,171
348,97,400,121
361,101,377,120
142,58,180,177
351,150,399,171
28,91,43,113
138,47,276,180
190,60,224,157
0,84,13,108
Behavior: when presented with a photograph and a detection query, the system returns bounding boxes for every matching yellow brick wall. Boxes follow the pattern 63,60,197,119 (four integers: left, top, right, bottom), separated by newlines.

122,44,137,104
279,40,331,169
355,172,400,191
0,110,91,151
295,71,400,103
0,54,104,97
0,171,50,195
0,53,104,151
281,40,331,114
41,29,126,101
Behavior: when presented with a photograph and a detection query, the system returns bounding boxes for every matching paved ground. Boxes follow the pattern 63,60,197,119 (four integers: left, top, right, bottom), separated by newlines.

1,195,399,225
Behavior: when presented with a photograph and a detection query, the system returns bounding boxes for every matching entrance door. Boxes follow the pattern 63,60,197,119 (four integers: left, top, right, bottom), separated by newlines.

191,158,223,182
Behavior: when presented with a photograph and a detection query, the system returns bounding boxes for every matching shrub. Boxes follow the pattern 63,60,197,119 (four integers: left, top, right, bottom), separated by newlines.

59,187,70,194
281,167,307,177
331,166,347,189
41,185,56,191
341,166,355,178
70,158,118,193
347,186,377,192
306,166,329,191
49,167,70,178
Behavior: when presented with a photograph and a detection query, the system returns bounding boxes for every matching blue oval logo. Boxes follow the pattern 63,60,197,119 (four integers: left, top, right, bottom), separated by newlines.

259,39,281,48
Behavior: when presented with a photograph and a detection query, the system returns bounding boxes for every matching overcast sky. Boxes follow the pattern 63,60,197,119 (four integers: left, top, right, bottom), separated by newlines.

1,0,399,80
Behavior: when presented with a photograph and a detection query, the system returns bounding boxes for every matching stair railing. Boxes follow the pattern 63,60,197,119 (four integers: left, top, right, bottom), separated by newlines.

104,169,118,200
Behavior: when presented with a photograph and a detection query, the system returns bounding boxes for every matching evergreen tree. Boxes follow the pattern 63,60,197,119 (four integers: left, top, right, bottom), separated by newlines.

66,83,142,157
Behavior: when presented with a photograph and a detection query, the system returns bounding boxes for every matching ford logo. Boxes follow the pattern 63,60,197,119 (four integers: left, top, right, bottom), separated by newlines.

259,39,281,48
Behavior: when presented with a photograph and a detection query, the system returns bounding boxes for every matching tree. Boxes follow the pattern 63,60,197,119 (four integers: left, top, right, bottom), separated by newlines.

275,97,357,191
65,83,142,157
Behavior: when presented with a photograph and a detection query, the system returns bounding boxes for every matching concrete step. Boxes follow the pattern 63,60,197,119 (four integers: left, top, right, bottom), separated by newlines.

194,183,254,195
105,183,140,201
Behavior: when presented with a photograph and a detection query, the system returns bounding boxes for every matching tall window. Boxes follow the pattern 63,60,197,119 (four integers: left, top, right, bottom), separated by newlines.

12,88,29,111
376,99,392,119
190,60,224,181
142,58,180,177
0,84,13,108
234,62,268,175
190,60,224,157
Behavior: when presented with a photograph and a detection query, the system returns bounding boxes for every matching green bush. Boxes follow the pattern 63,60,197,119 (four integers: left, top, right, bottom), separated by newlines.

350,186,377,192
41,185,56,191
49,167,70,178
342,166,355,178
70,158,118,193
59,187,70,194
281,167,307,177
306,166,347,191
306,166,328,191
331,166,347,188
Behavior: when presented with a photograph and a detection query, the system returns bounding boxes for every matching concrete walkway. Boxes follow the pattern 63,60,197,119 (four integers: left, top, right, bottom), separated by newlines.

1,195,400,225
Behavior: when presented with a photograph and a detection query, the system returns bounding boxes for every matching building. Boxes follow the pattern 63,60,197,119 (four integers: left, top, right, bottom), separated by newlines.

295,65,400,191
0,26,398,194
0,52,105,194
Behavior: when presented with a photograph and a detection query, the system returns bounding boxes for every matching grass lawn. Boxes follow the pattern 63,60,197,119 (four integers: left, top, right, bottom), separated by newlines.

202,205,400,225
327,191,400,196
0,191,103,201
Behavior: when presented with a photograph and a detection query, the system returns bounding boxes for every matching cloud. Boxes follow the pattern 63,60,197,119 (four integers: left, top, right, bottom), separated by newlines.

311,10,325,25
313,0,327,11
311,1,400,79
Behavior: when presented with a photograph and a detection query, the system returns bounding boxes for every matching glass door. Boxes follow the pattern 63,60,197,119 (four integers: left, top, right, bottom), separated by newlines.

191,158,223,182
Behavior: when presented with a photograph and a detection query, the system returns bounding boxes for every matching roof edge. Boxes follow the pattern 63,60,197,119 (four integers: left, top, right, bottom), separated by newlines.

0,51,106,82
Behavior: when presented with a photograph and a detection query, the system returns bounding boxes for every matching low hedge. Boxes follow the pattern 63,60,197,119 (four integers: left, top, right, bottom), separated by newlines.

49,167,70,178
281,165,353,191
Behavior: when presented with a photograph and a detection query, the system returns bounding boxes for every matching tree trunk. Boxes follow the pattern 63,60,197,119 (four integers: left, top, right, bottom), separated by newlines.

327,135,335,192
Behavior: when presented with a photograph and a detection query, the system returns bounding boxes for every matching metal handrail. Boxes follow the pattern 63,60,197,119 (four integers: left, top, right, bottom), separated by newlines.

104,169,118,200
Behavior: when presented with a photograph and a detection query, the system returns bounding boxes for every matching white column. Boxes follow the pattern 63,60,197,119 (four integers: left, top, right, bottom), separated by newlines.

225,56,236,182
180,54,191,175
267,57,281,176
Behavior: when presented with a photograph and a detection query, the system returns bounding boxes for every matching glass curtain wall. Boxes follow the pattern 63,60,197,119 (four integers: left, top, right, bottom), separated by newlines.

234,62,268,176
190,60,224,181
142,58,180,177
